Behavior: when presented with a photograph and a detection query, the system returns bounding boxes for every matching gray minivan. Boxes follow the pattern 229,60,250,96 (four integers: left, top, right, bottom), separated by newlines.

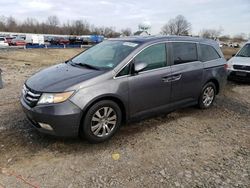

21,36,227,143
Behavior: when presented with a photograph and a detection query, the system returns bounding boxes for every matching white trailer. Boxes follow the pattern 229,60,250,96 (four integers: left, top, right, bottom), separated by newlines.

25,34,44,45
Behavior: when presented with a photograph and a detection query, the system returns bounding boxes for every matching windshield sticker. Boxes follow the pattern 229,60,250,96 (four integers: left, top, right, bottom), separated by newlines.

123,42,138,47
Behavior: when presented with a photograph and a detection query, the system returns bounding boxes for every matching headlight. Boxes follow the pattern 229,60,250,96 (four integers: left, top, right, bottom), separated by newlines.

37,91,74,105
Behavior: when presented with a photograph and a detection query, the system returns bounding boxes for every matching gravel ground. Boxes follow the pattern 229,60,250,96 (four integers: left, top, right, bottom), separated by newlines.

0,49,249,188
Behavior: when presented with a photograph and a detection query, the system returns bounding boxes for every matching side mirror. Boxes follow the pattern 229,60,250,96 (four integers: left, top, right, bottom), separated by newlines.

134,61,148,73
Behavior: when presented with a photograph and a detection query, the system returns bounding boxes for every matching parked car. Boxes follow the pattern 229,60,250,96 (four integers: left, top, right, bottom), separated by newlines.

0,37,9,46
20,36,227,143
10,37,26,46
50,37,70,45
5,36,15,45
69,36,85,45
227,40,250,81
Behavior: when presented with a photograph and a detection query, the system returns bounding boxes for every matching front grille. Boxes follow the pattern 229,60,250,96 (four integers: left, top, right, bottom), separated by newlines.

22,85,41,107
233,65,250,71
228,71,250,82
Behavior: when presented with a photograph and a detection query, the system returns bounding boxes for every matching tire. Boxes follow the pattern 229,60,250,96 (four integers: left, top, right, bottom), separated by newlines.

198,82,216,109
81,100,122,143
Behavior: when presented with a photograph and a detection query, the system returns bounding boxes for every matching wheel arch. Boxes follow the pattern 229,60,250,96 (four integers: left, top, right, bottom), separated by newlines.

80,94,128,127
205,78,220,94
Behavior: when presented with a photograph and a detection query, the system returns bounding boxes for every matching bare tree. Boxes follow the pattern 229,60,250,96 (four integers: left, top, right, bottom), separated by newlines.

102,27,120,38
70,20,90,35
199,28,223,39
0,15,122,37
219,35,230,42
161,15,191,36
47,15,60,26
121,28,132,36
0,16,6,31
6,16,17,32
232,33,247,43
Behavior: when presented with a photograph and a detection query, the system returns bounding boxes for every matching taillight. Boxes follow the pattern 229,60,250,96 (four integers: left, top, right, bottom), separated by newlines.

224,64,228,69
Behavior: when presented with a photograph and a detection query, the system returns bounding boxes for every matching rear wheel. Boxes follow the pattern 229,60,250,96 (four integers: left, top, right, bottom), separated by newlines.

198,82,216,109
81,100,122,143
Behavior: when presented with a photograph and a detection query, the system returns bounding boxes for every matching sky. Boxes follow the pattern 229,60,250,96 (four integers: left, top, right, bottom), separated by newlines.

0,0,249,36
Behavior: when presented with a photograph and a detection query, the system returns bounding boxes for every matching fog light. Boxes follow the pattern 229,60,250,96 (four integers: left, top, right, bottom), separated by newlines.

38,122,53,131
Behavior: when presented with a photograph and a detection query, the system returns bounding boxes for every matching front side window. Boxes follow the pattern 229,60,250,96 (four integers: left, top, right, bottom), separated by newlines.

71,40,140,69
236,44,250,57
134,43,167,71
172,42,198,65
200,44,220,62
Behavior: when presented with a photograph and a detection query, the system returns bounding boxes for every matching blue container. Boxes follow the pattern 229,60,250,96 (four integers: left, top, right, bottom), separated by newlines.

65,44,81,48
47,44,64,49
26,44,46,49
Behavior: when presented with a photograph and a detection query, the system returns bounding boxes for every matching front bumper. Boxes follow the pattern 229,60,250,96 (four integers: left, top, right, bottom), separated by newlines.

20,97,83,137
227,70,250,82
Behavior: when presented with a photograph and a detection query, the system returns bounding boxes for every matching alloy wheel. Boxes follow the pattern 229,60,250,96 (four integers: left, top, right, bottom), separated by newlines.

91,107,117,137
202,86,215,107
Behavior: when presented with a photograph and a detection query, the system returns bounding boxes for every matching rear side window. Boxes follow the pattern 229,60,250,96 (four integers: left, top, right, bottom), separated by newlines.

172,42,198,65
200,44,220,62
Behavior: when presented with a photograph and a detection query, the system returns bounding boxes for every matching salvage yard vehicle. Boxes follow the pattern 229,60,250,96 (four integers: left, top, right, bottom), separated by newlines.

227,40,250,82
0,37,9,46
10,37,26,46
25,34,45,45
50,37,70,45
20,36,227,143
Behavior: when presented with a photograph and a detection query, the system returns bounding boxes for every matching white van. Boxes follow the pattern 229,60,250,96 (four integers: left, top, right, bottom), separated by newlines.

25,34,44,45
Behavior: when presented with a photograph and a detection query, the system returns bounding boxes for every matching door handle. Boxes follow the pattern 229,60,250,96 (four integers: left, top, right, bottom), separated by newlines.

162,74,182,82
162,77,172,82
171,74,182,81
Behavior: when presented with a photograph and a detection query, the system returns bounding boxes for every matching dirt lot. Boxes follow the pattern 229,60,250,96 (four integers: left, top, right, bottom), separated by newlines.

0,48,249,188
221,47,239,60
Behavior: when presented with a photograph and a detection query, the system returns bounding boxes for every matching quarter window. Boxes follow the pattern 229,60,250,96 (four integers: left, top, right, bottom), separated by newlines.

116,64,130,77
134,43,167,71
172,42,198,65
200,44,220,62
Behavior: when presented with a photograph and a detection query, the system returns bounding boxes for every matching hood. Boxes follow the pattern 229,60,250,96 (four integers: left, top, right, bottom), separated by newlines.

26,63,105,92
228,56,250,65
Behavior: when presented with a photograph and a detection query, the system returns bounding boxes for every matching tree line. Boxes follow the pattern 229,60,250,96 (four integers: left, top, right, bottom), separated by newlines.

0,15,132,38
0,14,248,41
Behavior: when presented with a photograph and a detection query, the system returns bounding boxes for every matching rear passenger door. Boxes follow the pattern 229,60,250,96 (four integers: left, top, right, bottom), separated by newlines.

170,42,204,103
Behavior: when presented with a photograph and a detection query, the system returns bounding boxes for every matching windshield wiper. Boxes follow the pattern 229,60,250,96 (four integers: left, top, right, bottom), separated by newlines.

75,63,100,70
66,59,99,70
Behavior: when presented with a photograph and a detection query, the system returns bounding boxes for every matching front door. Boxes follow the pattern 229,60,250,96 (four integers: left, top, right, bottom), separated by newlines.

128,43,172,117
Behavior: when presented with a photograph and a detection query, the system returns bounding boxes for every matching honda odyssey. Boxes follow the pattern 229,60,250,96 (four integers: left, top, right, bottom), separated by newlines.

21,36,227,143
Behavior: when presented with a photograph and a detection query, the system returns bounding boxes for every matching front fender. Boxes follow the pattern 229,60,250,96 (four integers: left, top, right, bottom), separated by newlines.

69,77,129,117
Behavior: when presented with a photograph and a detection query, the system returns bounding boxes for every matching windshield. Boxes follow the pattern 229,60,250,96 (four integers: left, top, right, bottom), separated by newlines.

236,44,250,57
71,40,140,69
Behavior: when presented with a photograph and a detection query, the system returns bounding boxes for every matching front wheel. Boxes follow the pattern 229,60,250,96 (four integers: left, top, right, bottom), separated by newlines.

81,100,122,143
198,82,216,109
